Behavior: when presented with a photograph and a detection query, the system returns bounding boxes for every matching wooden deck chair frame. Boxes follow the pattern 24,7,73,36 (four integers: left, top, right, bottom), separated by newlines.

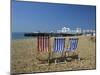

37,35,51,65
65,38,80,61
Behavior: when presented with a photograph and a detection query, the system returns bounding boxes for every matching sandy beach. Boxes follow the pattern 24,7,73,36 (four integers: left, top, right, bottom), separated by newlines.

11,36,96,74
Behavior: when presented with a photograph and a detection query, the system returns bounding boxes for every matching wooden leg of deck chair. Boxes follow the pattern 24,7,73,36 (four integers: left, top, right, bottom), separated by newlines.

64,58,67,63
64,52,67,63
55,59,57,64
77,55,80,61
48,59,50,65
68,51,69,58
48,53,50,65
77,50,80,61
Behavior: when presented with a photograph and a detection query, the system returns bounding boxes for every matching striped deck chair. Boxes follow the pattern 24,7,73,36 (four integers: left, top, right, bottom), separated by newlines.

53,37,65,64
66,38,80,60
37,36,49,52
37,36,50,64
54,38,65,53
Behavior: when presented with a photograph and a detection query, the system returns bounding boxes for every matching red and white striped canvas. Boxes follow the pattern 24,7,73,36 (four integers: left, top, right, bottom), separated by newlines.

37,36,49,52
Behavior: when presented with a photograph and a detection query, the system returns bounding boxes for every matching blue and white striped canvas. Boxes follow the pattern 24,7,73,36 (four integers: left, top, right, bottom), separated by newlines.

54,38,65,53
66,38,78,52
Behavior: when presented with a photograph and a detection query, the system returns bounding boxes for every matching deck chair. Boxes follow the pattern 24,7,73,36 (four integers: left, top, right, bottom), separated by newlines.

65,38,80,61
37,36,50,64
53,37,65,64
37,36,49,52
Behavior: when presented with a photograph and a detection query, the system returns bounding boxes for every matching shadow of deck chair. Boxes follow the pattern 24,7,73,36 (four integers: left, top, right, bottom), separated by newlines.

37,36,50,64
65,38,80,61
52,37,65,64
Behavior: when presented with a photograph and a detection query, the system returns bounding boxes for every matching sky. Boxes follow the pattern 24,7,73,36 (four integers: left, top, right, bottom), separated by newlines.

12,0,96,32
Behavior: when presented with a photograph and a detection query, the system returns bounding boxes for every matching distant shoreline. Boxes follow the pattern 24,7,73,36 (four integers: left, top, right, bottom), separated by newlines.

12,32,33,40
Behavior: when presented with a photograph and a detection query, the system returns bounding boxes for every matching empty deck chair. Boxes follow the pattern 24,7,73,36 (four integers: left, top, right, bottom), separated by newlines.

53,37,65,64
54,38,65,53
66,38,80,60
37,36,49,52
37,36,50,64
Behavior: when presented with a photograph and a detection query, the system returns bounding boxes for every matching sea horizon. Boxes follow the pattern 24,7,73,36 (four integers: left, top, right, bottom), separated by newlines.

11,32,33,40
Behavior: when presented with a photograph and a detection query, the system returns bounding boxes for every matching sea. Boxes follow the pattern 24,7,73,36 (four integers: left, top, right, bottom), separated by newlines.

12,32,33,40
